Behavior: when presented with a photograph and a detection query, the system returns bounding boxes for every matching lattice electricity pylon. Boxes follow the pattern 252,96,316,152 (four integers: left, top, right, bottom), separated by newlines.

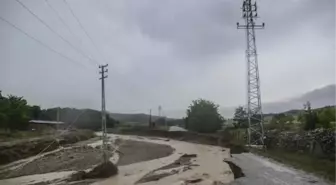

237,0,265,146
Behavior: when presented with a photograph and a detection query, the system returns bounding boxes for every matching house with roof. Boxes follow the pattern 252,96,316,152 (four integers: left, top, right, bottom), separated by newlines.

29,120,66,131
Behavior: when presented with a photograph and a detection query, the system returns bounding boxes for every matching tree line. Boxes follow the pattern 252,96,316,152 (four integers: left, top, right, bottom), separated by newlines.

0,91,118,131
232,101,335,131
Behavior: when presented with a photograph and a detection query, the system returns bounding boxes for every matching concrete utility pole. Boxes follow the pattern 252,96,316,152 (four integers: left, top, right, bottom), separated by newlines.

99,64,108,162
237,0,265,146
56,107,60,122
149,109,152,128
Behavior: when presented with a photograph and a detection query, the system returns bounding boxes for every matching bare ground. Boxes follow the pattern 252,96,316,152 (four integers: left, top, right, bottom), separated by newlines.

0,130,95,166
0,146,112,179
117,140,174,166
0,138,175,185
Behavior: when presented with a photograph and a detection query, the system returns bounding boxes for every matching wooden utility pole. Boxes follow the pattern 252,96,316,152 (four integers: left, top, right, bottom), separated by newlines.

99,64,108,162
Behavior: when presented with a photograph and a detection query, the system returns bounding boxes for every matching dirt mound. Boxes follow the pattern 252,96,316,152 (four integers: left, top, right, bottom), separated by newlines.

86,161,118,178
69,161,118,181
137,153,198,183
0,146,112,179
117,140,174,166
0,130,95,165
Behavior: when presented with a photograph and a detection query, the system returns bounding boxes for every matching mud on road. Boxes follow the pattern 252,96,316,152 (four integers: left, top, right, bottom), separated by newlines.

0,138,175,185
117,140,174,166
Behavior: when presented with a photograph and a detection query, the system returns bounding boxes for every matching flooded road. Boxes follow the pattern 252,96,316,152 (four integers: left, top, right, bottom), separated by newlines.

96,134,234,185
2,133,329,185
228,153,332,185
0,133,234,185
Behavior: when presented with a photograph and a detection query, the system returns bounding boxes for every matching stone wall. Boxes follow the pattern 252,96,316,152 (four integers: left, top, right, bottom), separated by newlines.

264,128,335,160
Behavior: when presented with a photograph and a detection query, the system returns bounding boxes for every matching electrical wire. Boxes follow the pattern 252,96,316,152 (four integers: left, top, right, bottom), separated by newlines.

63,0,109,65
5,109,88,178
44,0,99,65
44,0,79,45
15,0,100,66
0,15,89,69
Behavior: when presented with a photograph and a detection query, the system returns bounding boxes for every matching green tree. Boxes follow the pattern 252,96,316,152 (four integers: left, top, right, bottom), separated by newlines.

0,94,30,130
303,101,318,130
185,99,224,133
0,91,9,130
233,106,248,128
268,113,295,130
7,95,30,130
29,105,42,120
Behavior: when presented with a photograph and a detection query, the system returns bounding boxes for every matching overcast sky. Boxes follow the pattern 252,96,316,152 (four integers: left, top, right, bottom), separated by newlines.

0,0,335,117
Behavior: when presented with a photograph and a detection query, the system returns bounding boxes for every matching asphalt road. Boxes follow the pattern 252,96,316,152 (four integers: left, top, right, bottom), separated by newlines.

228,153,332,185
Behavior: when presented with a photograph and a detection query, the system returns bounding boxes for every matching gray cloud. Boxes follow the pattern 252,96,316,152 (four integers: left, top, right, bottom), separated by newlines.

127,0,240,60
0,0,334,118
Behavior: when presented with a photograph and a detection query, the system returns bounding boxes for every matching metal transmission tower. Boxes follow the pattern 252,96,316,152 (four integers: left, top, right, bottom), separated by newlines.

237,0,265,146
99,64,108,162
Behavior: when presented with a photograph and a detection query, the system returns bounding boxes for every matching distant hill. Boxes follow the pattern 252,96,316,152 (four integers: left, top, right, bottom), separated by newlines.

104,84,335,121
40,108,117,130
220,84,335,117
262,84,335,114
109,112,184,126
109,113,161,124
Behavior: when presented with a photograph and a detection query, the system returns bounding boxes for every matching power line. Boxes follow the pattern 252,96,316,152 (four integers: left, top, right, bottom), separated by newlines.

5,109,88,178
44,0,78,45
63,0,109,65
0,15,88,69
44,0,99,65
15,0,100,66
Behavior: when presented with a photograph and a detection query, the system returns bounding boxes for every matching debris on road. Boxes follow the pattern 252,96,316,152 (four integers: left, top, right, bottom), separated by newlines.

68,161,118,182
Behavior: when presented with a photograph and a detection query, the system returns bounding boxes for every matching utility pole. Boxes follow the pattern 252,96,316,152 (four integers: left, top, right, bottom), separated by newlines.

237,0,265,146
99,64,108,162
56,107,60,122
158,105,162,117
149,109,152,128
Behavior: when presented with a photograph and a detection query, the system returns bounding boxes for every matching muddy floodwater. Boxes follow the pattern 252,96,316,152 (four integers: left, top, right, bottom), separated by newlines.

0,133,234,185
97,135,233,185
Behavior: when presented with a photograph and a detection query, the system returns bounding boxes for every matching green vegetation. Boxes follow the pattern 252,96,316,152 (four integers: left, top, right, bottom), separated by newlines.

265,102,335,131
0,92,34,131
252,148,335,182
232,106,248,128
229,102,336,182
230,102,335,131
0,91,118,132
184,99,224,133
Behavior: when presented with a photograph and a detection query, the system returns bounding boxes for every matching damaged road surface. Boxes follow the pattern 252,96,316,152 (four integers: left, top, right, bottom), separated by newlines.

228,153,332,185
0,134,235,185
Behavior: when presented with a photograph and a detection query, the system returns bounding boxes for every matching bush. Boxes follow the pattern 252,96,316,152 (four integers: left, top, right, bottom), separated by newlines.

185,99,224,133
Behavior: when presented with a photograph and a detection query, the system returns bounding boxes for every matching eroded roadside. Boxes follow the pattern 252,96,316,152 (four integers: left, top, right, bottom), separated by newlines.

0,133,239,185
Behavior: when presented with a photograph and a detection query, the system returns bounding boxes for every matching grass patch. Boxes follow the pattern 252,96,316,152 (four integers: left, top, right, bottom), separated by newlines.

251,148,335,182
